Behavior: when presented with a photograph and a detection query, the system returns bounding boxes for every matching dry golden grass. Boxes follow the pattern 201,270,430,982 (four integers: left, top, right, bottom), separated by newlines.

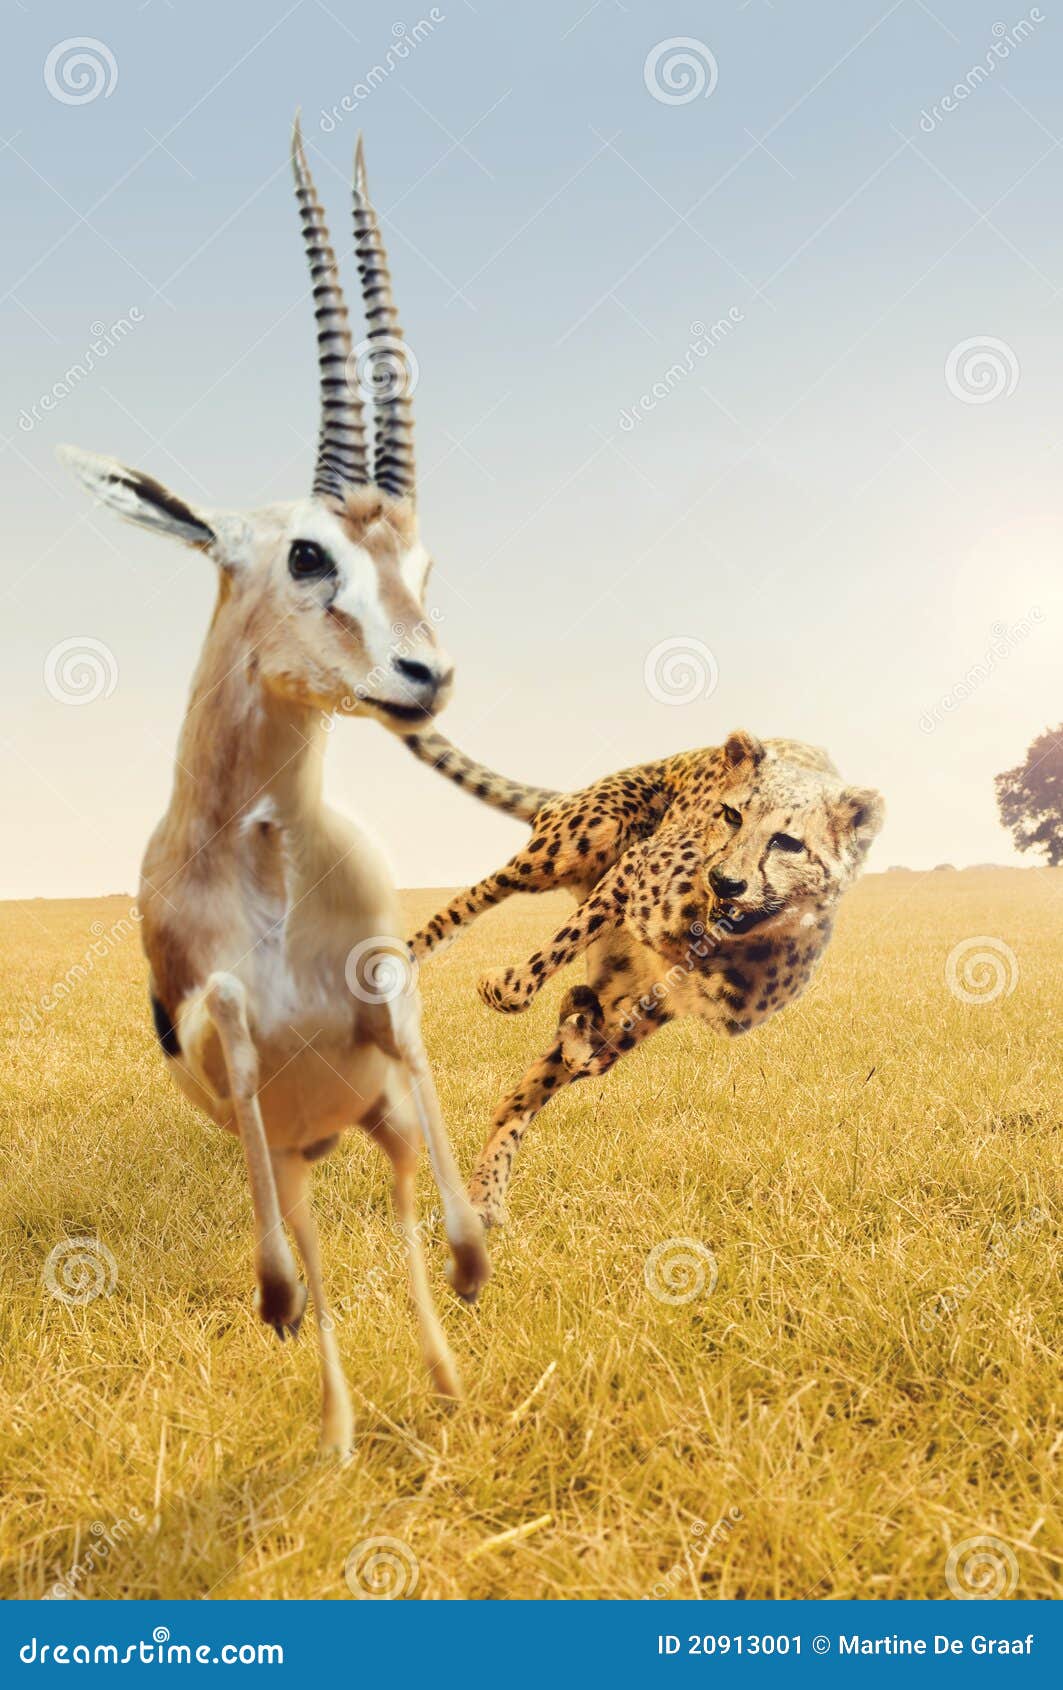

0,871,1059,1600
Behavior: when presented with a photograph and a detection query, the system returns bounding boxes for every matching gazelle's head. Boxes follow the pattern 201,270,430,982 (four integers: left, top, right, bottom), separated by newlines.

58,119,451,728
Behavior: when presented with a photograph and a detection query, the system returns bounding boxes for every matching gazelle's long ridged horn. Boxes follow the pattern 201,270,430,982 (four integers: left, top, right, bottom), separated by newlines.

352,134,416,501
291,114,367,499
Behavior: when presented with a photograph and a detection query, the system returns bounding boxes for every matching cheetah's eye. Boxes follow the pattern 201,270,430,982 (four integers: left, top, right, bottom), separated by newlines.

722,805,742,828
770,832,805,853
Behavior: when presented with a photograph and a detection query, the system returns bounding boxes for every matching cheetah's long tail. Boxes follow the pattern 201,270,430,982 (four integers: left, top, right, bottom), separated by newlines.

400,727,560,823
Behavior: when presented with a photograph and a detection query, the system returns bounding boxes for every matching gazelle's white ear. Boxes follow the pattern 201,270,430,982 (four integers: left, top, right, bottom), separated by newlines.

57,445,216,548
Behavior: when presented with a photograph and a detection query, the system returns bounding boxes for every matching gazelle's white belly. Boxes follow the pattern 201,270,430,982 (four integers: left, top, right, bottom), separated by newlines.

168,1011,395,1151
167,888,406,1150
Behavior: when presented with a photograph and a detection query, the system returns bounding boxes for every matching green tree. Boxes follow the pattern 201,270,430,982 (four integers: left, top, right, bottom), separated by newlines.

995,727,1063,865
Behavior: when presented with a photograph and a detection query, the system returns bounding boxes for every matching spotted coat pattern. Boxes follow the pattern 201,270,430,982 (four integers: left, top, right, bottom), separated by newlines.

405,727,885,1226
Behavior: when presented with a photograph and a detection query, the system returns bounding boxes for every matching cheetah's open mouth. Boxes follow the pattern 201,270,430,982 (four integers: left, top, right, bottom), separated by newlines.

710,900,774,936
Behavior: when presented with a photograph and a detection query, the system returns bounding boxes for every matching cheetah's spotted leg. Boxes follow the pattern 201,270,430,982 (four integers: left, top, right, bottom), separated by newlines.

412,796,648,961
409,832,582,960
477,859,633,1013
410,870,513,960
468,993,671,1227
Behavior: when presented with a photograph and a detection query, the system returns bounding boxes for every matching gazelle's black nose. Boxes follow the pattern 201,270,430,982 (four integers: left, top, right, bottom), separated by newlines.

393,656,437,688
708,867,748,899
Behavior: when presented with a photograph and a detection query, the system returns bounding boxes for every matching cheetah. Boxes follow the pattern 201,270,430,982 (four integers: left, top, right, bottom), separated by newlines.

402,726,884,1227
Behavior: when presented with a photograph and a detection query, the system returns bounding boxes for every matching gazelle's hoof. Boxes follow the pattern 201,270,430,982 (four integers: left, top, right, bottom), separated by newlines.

446,1235,491,1301
319,1425,355,1462
256,1275,308,1340
430,1352,464,1400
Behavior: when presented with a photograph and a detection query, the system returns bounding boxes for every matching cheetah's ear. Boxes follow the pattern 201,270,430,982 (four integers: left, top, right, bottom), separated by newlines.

835,787,885,854
723,730,765,769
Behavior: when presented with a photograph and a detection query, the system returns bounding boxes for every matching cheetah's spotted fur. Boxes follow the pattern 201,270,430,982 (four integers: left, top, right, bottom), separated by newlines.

404,727,884,1227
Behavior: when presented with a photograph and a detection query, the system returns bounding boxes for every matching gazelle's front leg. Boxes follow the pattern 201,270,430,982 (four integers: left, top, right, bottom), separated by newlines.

362,1085,464,1399
271,1150,353,1457
203,973,306,1337
385,994,490,1305
477,859,632,1013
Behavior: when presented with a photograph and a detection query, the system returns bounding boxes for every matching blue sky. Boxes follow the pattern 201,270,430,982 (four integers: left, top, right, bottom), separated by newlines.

3,0,1062,895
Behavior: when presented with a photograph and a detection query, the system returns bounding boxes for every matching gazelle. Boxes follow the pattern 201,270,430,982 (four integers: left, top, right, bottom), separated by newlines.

57,119,489,1456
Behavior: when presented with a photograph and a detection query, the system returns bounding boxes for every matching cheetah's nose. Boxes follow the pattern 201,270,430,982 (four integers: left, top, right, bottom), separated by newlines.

708,867,748,900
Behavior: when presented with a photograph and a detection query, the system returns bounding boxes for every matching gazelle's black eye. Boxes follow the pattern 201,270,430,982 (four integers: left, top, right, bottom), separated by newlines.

288,540,335,582
770,832,804,853
722,805,742,828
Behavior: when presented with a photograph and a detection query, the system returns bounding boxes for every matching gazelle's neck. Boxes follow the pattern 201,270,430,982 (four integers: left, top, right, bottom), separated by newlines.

167,591,325,849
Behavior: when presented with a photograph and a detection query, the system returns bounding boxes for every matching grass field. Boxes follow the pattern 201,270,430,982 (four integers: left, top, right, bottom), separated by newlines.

1,870,1059,1601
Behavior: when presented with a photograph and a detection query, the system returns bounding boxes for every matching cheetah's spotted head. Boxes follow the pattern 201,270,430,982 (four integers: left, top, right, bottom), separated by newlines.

702,730,884,936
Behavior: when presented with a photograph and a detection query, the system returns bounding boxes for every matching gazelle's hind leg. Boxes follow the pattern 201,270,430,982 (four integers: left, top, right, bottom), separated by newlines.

271,1150,354,1457
386,995,490,1305
202,972,306,1338
363,1087,463,1399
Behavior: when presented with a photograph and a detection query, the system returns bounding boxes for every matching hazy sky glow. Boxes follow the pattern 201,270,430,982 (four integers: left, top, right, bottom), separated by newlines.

3,0,1062,896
